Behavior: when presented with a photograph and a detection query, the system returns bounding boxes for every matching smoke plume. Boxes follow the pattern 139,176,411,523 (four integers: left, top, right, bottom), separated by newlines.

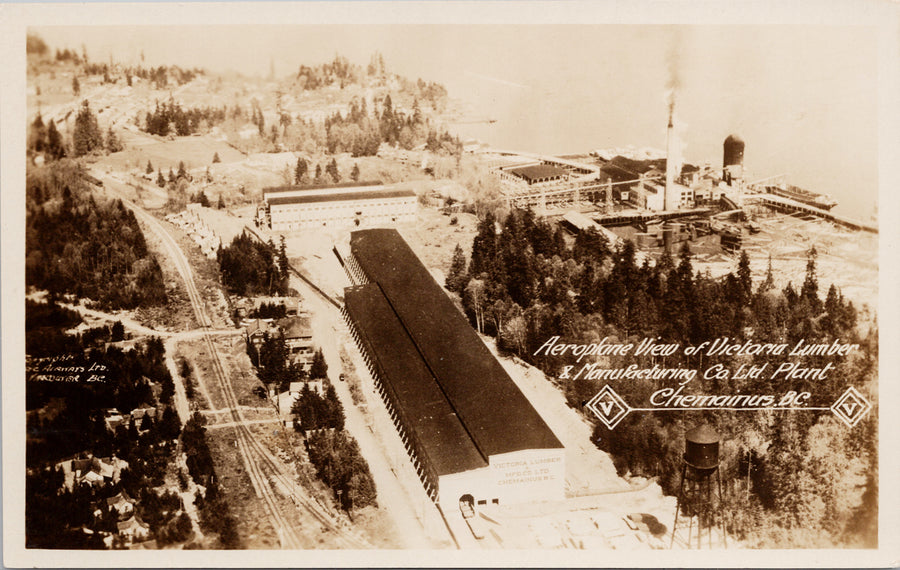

666,29,683,122
665,30,685,179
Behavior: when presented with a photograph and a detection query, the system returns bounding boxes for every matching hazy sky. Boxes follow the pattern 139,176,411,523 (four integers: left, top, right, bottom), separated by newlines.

33,25,880,218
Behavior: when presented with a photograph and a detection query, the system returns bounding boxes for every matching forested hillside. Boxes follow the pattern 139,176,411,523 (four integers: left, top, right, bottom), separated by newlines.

26,161,167,309
453,208,878,548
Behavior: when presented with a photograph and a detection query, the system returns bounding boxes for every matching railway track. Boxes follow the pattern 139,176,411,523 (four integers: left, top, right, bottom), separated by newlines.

104,178,369,549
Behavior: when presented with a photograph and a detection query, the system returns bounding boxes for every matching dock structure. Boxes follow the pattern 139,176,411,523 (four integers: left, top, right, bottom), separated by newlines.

743,193,877,233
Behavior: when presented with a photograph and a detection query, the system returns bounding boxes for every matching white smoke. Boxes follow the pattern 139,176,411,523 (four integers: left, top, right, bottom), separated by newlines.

665,31,686,180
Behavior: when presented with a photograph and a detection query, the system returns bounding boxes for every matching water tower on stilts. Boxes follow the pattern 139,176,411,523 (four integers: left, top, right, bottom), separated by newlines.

670,424,728,549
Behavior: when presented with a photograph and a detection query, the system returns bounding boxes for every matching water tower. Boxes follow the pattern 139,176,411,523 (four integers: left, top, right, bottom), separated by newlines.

722,134,744,186
670,424,728,549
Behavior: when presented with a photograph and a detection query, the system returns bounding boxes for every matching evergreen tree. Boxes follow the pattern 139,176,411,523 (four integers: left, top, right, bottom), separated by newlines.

72,75,80,96
381,94,393,123
326,158,340,183
146,160,154,174
217,194,225,210
218,232,288,297
324,384,345,431
469,212,497,276
257,109,265,137
350,162,360,182
44,120,65,160
738,250,752,302
309,348,328,380
177,160,187,180
294,156,308,185
156,168,165,187
278,235,290,281
445,243,468,293
412,98,422,125
110,320,125,341
167,167,176,184
29,113,47,153
159,406,181,441
106,127,123,153
72,101,103,156
761,254,775,292
314,163,323,183
212,151,221,163
801,247,821,313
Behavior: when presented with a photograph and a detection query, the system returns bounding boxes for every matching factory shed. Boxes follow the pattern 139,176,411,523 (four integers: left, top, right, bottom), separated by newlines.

264,180,385,197
350,229,562,457
507,164,568,185
266,188,415,206
260,181,417,231
343,228,566,508
344,284,487,481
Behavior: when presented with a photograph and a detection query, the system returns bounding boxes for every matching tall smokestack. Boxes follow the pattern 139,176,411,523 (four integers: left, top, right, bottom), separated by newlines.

665,116,677,211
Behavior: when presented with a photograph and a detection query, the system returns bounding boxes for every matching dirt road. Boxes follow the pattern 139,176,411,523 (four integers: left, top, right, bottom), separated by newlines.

288,271,445,549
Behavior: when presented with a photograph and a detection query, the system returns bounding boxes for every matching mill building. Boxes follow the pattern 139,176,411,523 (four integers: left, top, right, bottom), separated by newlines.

337,229,566,510
258,180,417,231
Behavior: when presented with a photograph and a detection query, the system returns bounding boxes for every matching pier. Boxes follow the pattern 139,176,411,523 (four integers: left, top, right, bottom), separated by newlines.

744,193,877,233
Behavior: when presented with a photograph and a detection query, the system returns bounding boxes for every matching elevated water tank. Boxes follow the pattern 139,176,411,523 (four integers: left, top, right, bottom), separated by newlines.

723,134,745,168
684,424,720,470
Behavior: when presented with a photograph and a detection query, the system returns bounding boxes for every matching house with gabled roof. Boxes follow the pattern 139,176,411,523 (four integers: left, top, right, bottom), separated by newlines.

106,490,135,519
57,453,129,491
116,514,150,542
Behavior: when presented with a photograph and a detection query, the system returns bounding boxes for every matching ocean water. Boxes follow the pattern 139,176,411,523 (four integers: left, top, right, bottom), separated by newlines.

429,27,879,221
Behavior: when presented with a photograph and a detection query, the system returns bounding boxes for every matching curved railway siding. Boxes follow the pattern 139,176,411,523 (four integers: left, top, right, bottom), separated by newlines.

103,176,369,549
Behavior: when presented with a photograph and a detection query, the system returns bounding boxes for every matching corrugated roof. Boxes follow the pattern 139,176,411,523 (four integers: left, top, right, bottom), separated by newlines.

508,164,567,182
268,189,415,206
350,229,563,460
344,283,487,475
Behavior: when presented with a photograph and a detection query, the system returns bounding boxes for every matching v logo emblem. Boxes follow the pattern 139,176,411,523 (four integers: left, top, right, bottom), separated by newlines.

586,386,631,429
842,403,858,416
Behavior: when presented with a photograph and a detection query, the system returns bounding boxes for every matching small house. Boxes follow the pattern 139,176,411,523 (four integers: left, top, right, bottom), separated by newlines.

106,490,135,519
276,316,314,369
116,515,150,542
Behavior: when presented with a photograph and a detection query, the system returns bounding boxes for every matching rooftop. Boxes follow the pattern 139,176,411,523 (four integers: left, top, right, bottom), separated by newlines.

276,316,313,339
349,229,563,462
507,164,568,183
345,283,487,476
245,318,277,337
267,188,416,207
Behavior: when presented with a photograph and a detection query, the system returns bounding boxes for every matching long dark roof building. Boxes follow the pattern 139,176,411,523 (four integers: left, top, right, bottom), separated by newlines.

342,229,563,505
267,189,415,206
344,283,486,477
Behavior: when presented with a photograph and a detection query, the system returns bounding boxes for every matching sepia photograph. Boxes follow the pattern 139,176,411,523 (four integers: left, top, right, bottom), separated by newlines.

3,1,899,567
